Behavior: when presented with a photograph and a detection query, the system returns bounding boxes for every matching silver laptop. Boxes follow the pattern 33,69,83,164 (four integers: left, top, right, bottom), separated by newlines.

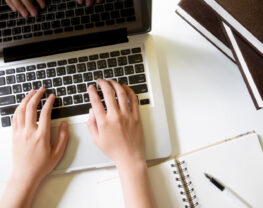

0,0,171,180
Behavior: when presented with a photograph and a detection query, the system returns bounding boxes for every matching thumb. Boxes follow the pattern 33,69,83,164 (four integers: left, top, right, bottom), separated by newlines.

52,121,69,164
87,108,99,144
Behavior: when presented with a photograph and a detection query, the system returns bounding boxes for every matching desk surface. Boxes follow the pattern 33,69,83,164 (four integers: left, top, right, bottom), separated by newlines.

1,0,263,207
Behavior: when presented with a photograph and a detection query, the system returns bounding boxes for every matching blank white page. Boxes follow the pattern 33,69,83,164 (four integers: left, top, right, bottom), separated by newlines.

180,133,263,208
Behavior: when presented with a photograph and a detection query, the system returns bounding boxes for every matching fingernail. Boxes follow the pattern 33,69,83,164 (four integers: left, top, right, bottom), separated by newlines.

62,121,68,129
29,89,35,94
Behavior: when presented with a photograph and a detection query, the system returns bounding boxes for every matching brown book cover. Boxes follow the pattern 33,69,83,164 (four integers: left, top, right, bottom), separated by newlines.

176,0,235,62
223,24,263,109
215,0,263,43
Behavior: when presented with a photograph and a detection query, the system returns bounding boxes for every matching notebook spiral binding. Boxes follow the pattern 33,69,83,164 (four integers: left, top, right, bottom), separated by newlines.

171,161,199,208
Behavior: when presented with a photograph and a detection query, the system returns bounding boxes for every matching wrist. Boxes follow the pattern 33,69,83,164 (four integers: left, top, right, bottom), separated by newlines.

116,156,147,173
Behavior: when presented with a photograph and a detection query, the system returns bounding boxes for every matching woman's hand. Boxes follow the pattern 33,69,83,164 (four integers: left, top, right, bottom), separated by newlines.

87,79,145,168
11,87,69,184
87,79,157,208
0,87,69,208
5,0,102,18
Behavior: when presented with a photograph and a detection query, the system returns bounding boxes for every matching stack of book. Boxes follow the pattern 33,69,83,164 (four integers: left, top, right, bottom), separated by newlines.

176,0,263,109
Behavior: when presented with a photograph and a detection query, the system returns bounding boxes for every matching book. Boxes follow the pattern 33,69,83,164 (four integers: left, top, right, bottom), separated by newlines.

96,132,263,208
202,0,263,55
223,24,263,109
176,0,235,62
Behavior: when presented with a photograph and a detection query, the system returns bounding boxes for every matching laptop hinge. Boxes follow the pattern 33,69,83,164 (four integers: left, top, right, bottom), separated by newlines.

3,28,128,63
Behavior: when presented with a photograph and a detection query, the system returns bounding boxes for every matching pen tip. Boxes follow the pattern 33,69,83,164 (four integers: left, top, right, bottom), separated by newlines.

204,173,211,179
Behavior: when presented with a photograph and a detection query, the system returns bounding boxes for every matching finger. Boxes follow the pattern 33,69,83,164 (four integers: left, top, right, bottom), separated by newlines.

6,0,17,11
77,0,83,4
88,84,106,123
14,90,36,128
97,79,118,114
38,94,55,132
52,122,69,165
25,87,45,128
122,84,139,115
21,0,37,16
87,108,99,144
12,112,18,131
36,0,45,9
109,80,129,113
96,0,103,3
11,0,28,18
86,0,95,6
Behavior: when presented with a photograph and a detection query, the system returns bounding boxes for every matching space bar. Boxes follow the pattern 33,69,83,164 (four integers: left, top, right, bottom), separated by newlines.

51,104,92,120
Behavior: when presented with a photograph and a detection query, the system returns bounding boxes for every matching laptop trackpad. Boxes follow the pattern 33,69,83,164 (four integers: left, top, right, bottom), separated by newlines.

51,121,111,172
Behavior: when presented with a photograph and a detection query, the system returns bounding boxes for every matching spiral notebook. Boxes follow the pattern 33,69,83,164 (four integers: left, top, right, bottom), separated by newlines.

96,132,263,208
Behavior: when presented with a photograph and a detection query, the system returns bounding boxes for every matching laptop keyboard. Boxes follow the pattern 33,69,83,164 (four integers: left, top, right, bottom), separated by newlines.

0,47,150,127
0,0,136,43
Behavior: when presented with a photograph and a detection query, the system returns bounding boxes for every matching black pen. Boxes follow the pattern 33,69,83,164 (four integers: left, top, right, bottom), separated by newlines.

204,173,251,208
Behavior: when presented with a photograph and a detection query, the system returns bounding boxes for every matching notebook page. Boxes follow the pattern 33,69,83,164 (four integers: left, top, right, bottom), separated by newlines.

179,133,263,208
96,160,187,208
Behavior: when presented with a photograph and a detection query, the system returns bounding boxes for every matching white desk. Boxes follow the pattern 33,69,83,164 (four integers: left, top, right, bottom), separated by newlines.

1,0,263,207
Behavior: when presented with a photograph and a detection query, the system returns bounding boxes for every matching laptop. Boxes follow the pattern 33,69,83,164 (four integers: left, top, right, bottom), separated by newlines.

0,0,171,180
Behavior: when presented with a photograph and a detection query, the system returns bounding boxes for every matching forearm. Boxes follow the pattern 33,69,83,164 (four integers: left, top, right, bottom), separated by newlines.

117,159,157,208
0,174,41,208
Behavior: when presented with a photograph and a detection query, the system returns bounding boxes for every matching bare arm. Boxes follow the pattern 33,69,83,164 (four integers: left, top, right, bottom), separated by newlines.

87,79,157,208
0,88,69,208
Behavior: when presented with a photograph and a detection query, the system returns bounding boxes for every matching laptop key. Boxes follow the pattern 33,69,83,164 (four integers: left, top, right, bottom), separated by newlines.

67,65,76,74
67,85,76,95
46,88,56,97
23,83,32,91
53,78,62,87
128,54,143,64
53,98,62,107
37,63,46,69
135,64,144,73
110,51,120,57
51,103,92,119
46,68,56,77
16,74,26,83
13,34,23,40
130,84,148,94
56,67,66,76
36,70,46,79
93,71,103,80
107,58,117,67
58,60,67,66
97,60,107,69
63,76,73,85
63,96,73,106
26,72,36,81
47,62,57,68
84,93,90,102
32,81,42,90
42,79,52,88
1,116,11,127
68,58,78,64
77,63,86,72
57,87,66,96
6,69,15,74
16,67,26,73
0,95,16,106
73,94,83,104
114,67,124,77
73,74,83,83
78,56,88,62
104,69,113,78
89,54,99,61
0,105,18,116
0,86,11,96
87,62,97,71
117,57,127,66
26,65,36,71
77,84,87,93
83,72,93,82
121,49,131,55
0,71,5,76
0,77,5,86
16,94,25,103
6,75,16,84
124,66,134,75
12,84,22,93
118,77,128,85
129,74,146,85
